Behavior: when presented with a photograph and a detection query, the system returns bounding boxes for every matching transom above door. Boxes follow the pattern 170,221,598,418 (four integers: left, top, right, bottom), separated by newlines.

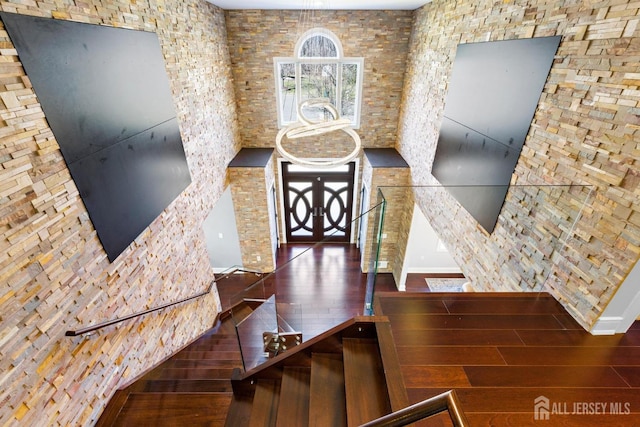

281,162,355,243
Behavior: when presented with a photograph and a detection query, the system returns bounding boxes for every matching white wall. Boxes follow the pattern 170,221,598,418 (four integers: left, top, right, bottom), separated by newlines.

591,258,640,335
203,187,243,271
398,204,461,289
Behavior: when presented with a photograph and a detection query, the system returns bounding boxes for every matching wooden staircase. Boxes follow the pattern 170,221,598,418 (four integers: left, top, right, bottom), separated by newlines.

94,286,640,426
96,297,410,427
224,316,408,427
96,315,241,426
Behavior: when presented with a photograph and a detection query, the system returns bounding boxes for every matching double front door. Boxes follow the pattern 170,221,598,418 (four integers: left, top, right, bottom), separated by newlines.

282,162,355,242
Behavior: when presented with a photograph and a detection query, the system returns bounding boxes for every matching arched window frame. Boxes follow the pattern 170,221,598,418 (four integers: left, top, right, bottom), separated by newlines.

274,28,364,129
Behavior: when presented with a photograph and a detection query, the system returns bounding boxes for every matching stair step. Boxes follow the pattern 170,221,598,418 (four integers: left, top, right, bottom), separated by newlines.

113,392,231,425
167,359,240,369
173,350,242,360
159,360,242,371
276,367,311,427
143,379,233,393
233,302,258,325
249,380,280,427
309,353,347,427
95,389,130,427
225,392,253,427
182,340,241,350
342,338,391,426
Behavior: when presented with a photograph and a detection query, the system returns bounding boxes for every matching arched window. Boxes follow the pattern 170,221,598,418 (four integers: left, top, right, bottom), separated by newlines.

274,29,364,128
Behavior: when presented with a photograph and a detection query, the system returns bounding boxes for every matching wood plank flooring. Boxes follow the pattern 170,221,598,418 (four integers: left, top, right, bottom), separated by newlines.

216,243,398,339
102,243,393,426
376,292,640,426
101,244,640,426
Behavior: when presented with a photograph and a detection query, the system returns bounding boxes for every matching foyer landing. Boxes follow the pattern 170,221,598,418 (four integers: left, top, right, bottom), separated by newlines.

375,292,640,426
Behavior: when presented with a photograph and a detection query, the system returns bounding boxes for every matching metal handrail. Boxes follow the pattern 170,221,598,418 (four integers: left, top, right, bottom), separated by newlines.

65,267,263,337
359,390,470,427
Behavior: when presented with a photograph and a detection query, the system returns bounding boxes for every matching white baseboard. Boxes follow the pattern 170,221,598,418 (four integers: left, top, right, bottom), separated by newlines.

407,267,463,274
590,316,624,335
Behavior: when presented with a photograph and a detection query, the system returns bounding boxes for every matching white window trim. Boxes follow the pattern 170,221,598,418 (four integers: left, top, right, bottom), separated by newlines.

296,27,344,58
273,28,364,129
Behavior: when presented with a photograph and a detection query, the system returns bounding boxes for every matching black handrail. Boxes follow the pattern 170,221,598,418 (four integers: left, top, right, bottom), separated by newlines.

65,267,262,337
359,390,469,427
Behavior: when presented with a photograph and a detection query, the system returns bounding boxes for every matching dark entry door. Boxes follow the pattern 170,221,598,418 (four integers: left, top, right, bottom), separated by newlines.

282,162,355,242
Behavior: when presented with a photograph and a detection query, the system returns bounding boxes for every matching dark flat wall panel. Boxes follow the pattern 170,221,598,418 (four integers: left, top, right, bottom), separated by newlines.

432,117,520,186
443,36,561,148
71,119,190,258
1,12,177,163
432,36,561,233
2,12,191,261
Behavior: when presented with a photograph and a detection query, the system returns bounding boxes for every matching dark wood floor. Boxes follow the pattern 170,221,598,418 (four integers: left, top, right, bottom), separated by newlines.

376,292,640,426
102,243,640,426
103,243,393,426
217,243,398,339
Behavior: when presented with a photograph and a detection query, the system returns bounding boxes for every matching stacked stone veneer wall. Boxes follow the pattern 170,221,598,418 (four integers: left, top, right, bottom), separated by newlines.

0,2,239,425
224,9,413,150
228,155,277,272
360,156,411,279
225,10,412,251
398,0,640,330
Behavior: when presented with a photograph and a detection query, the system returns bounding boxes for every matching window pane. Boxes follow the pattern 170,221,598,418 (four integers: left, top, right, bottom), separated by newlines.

287,163,350,173
288,182,313,237
341,63,358,122
300,63,337,120
300,35,337,58
323,182,348,237
279,62,297,123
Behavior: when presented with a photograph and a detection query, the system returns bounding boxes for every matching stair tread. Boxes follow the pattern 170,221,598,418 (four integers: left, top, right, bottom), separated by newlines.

343,338,391,426
143,379,233,393
177,348,240,356
112,392,231,426
249,380,280,427
95,389,130,427
232,303,257,325
225,392,253,427
309,353,347,427
276,367,311,427
167,359,240,369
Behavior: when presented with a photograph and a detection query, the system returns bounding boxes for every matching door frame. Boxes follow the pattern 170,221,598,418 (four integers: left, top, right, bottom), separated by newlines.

277,157,360,245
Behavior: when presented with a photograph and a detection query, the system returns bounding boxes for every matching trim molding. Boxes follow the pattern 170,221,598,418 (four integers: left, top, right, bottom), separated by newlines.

407,267,463,274
590,316,623,335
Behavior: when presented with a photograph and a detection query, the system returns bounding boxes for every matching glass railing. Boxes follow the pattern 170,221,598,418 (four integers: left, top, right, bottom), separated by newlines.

234,294,277,371
374,184,594,302
228,201,385,372
227,183,594,371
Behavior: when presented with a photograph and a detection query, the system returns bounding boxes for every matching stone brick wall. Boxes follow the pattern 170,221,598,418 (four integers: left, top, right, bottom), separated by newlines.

225,9,413,150
228,157,277,272
0,1,238,425
398,0,640,330
225,10,412,254
360,158,411,277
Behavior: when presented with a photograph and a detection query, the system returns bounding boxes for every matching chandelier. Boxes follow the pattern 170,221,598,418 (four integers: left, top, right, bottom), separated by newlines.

275,98,361,168
274,0,361,168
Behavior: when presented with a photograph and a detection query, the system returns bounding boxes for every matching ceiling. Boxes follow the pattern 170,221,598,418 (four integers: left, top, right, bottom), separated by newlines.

208,0,430,10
